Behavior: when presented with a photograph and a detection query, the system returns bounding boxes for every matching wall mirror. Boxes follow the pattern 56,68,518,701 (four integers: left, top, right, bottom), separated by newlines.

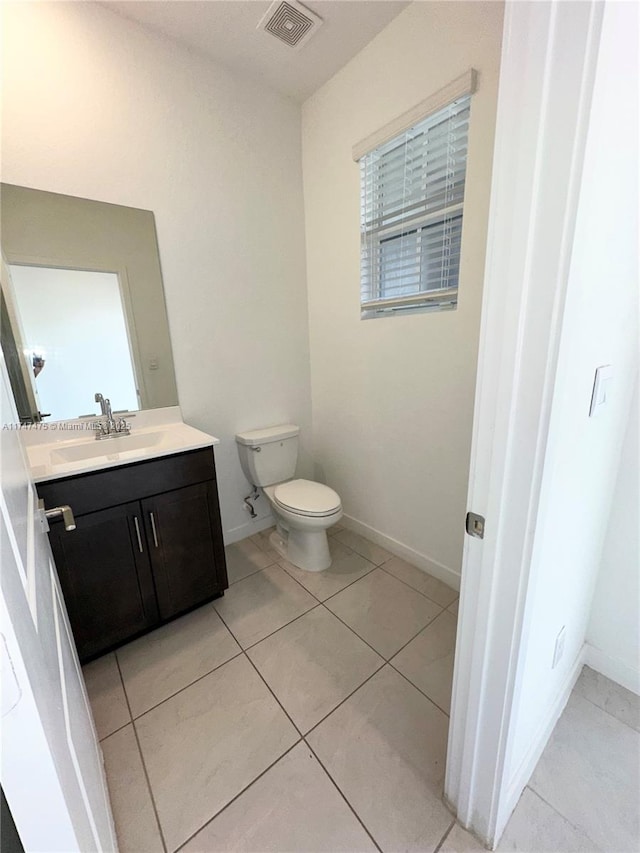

0,184,178,423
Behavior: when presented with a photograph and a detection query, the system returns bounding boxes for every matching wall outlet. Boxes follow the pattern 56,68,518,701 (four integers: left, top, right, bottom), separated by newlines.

552,625,566,669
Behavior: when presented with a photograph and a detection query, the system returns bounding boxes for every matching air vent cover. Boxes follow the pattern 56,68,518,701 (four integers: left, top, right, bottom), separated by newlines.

258,0,323,50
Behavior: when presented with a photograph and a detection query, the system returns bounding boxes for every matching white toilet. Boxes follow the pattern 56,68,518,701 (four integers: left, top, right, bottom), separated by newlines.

235,424,342,572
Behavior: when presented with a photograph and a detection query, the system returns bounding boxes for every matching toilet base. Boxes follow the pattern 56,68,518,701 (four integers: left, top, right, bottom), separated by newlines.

269,526,332,572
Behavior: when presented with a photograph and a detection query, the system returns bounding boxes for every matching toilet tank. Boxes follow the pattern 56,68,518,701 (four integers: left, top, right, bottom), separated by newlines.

235,424,299,487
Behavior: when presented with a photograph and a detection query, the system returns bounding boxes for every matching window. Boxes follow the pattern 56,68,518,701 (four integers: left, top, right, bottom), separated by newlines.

356,76,473,318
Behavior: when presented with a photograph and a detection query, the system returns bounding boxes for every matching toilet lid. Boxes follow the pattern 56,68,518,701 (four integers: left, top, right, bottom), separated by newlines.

274,479,341,517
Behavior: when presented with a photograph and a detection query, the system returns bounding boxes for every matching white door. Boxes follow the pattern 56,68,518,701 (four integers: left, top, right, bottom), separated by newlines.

445,0,606,846
0,349,116,851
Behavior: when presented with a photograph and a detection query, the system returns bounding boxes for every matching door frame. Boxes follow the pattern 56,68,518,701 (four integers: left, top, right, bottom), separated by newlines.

445,0,604,845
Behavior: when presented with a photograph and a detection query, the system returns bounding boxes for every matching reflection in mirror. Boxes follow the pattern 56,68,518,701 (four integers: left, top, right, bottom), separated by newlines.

8,265,139,421
0,183,179,424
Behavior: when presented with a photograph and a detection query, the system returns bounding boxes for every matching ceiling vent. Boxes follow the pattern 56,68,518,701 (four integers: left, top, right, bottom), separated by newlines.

257,0,323,50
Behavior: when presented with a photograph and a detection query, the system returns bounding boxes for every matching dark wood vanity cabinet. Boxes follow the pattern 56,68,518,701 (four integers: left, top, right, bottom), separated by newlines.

37,447,228,662
141,482,226,620
46,502,160,661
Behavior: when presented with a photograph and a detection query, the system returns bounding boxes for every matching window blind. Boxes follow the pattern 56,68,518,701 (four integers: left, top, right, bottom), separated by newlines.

358,93,471,316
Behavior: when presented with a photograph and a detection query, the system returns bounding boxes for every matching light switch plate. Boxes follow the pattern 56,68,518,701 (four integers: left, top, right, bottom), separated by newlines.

552,625,566,669
589,364,613,417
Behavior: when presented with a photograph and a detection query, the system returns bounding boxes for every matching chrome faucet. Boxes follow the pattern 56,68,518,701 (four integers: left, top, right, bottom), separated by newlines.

93,392,131,440
95,392,108,417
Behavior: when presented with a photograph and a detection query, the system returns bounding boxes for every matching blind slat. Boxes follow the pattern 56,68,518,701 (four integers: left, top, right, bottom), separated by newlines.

361,141,469,193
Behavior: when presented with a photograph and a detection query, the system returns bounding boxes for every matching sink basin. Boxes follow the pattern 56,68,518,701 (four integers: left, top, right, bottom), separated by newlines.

49,431,165,465
24,408,220,483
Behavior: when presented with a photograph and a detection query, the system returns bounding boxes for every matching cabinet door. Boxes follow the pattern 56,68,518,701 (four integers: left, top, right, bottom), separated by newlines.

47,502,159,660
142,482,227,620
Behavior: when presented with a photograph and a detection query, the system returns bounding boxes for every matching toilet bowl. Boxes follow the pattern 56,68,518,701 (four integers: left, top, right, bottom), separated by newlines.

235,424,343,572
264,479,342,572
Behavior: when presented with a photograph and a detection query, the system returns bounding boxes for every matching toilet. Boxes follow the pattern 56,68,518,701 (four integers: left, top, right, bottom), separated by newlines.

235,424,342,572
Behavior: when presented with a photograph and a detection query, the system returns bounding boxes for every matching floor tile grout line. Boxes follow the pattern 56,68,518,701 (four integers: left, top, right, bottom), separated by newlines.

226,583,389,740
233,600,322,653
333,534,391,568
276,550,380,607
128,722,169,853
232,530,455,613
386,607,448,661
237,528,457,609
215,593,390,851
224,556,321,606
255,530,355,562
229,534,456,710
299,559,379,605
99,719,132,744
321,593,443,668
522,785,605,849
332,529,459,605
227,559,278,586
244,650,305,737
126,649,245,723
242,603,324,652
105,530,454,851
227,566,268,586
433,818,456,853
159,597,312,852
113,654,168,853
302,737,384,853
303,661,387,740
213,606,305,738
173,605,382,850
271,560,325,604
172,739,303,853
103,609,398,741
387,661,451,718
246,529,356,575
377,562,459,610
573,685,640,734
313,599,452,718
319,600,393,660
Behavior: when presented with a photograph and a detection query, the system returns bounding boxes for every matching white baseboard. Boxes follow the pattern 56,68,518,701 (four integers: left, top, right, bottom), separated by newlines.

583,643,640,696
224,512,274,546
498,645,586,839
341,513,461,591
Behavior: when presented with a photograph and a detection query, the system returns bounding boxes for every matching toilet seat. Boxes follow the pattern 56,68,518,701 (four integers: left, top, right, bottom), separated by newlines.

273,479,341,518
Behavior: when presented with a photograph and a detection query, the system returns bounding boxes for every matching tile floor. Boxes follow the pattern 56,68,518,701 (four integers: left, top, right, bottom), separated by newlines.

84,525,640,852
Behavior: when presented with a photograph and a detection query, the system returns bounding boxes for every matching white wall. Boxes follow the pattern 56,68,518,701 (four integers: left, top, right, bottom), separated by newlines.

1,1,312,541
505,0,639,790
301,2,504,587
587,379,640,694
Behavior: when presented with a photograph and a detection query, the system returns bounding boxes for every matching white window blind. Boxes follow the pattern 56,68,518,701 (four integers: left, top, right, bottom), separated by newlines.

358,93,471,317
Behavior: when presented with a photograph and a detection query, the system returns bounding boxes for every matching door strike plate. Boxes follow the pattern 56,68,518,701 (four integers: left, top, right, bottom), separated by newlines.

466,511,485,539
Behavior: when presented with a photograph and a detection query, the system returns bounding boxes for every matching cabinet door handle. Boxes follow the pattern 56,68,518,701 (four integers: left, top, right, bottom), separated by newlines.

149,512,159,548
133,517,144,553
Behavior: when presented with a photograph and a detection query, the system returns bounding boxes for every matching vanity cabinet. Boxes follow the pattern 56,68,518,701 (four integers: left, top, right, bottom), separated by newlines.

37,447,228,662
46,503,160,660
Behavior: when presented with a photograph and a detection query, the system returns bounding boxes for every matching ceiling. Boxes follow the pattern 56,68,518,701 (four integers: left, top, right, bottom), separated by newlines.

103,1,409,101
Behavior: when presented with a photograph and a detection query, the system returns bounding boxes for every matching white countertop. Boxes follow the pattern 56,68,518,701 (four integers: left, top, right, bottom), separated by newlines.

21,407,219,482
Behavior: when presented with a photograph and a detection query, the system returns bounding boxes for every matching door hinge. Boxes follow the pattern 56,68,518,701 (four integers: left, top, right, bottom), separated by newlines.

465,511,485,539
